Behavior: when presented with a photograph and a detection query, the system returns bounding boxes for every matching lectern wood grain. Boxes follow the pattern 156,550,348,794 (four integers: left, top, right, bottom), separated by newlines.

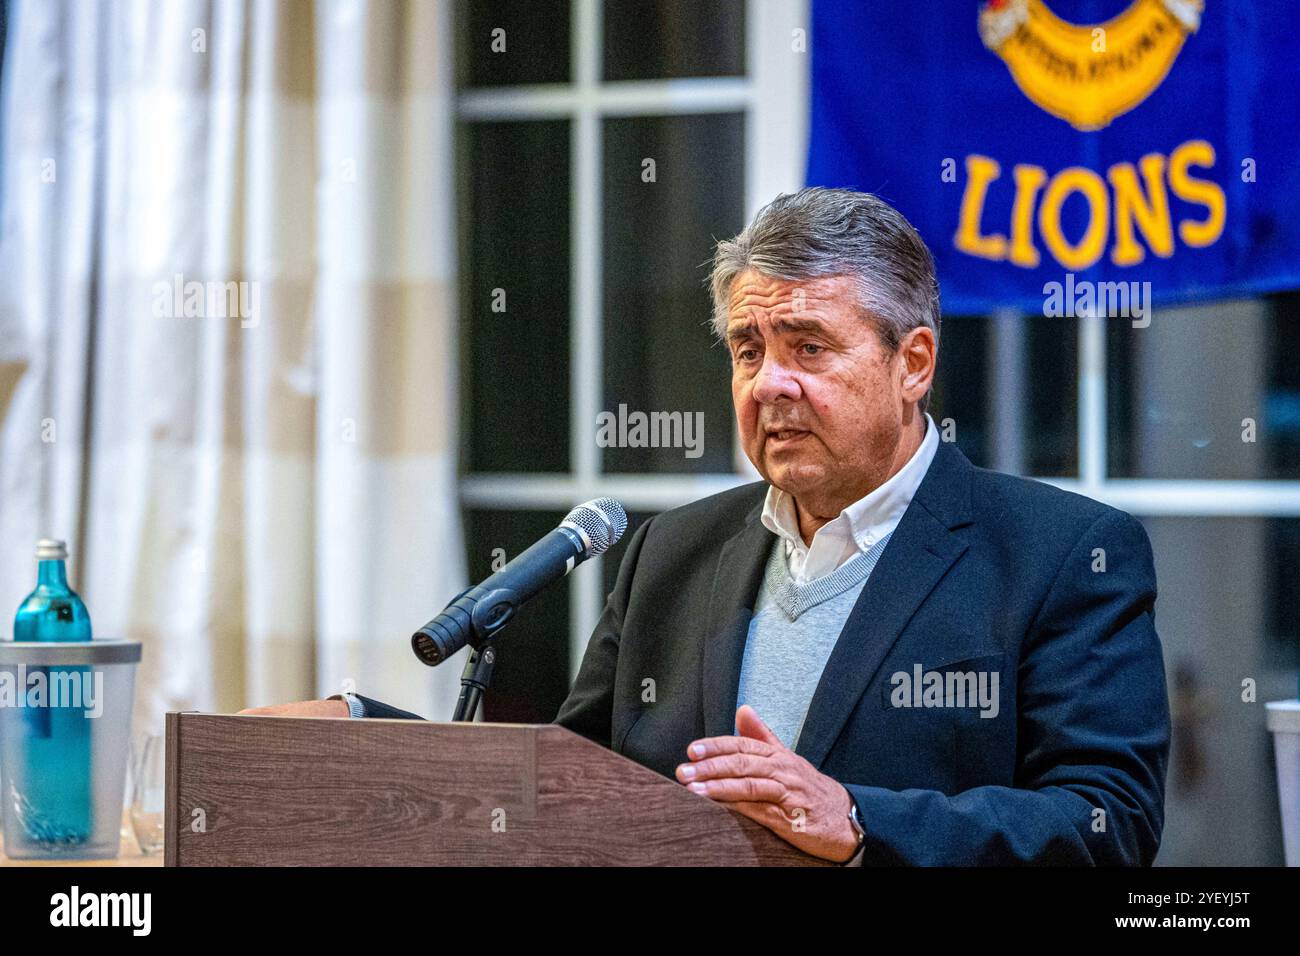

165,713,827,866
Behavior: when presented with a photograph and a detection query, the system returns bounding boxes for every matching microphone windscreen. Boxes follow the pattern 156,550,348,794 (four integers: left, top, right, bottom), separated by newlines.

563,498,628,555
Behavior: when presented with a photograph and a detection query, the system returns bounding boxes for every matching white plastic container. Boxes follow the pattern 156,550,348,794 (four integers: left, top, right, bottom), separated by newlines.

0,640,141,860
1266,700,1300,867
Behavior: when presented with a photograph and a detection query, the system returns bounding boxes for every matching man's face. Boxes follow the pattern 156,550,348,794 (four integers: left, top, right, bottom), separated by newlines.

725,270,928,518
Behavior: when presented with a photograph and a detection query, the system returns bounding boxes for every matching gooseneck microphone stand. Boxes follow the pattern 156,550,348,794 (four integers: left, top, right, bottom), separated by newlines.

451,642,497,722
438,585,519,722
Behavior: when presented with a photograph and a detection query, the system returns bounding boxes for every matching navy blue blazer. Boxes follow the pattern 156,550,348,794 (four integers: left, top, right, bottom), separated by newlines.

552,438,1170,865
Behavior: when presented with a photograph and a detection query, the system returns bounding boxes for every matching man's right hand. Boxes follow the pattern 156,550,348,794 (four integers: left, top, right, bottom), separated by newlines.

236,699,350,718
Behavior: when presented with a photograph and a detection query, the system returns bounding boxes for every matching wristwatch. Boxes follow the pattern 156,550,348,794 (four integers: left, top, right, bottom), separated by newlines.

843,797,866,863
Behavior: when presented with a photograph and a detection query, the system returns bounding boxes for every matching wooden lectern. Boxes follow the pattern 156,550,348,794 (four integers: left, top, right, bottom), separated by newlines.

164,713,827,866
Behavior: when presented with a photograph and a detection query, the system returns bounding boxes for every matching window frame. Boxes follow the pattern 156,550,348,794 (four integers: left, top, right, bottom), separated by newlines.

457,0,809,674
455,1,1300,679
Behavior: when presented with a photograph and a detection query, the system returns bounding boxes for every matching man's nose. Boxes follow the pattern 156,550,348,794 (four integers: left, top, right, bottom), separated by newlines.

751,356,802,404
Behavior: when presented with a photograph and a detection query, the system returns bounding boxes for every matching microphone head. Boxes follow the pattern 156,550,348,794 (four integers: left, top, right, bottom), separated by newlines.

562,497,628,556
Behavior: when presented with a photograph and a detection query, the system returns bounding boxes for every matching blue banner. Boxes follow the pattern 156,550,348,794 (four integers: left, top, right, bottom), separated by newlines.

807,0,1300,314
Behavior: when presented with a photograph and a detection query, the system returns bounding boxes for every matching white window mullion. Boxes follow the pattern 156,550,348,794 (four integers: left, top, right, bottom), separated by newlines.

570,0,603,679
1044,480,1300,517
459,78,750,120
989,309,1027,475
462,472,750,511
745,0,808,219
1079,313,1108,494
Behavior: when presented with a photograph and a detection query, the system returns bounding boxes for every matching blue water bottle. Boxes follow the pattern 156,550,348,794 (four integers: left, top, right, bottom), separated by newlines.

11,539,93,846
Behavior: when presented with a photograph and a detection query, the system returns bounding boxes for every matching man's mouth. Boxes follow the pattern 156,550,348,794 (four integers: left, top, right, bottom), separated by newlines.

765,428,810,447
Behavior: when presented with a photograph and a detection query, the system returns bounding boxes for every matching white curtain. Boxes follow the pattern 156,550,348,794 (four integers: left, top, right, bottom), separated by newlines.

0,0,466,732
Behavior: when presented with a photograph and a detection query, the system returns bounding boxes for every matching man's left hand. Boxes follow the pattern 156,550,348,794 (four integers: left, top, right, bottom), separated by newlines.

676,704,860,863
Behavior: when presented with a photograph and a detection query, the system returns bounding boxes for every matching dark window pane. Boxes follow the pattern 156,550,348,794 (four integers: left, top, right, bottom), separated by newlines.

1023,317,1079,475
1266,294,1300,476
931,315,1078,476
1109,300,1299,478
1269,519,1300,650
1137,516,1299,866
600,113,742,474
466,509,571,723
462,120,570,472
1107,318,1136,477
930,316,988,468
603,0,745,81
459,0,570,88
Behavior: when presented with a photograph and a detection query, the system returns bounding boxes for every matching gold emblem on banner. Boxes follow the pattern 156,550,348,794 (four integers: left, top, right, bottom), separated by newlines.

978,0,1203,130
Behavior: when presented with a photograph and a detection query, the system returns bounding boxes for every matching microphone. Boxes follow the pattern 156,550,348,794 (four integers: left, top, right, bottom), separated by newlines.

411,497,628,666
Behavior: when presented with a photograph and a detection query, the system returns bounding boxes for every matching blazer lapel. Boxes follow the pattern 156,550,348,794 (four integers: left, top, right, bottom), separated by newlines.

700,501,774,738
794,439,975,769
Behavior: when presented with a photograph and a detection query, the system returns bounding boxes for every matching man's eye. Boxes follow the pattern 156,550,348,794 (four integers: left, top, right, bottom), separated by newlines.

800,343,824,356
736,348,760,362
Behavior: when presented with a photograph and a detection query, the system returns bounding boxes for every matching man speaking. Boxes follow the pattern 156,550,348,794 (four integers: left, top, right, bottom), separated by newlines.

244,188,1170,867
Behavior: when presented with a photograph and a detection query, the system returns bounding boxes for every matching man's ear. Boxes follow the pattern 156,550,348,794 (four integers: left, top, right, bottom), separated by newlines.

899,325,937,404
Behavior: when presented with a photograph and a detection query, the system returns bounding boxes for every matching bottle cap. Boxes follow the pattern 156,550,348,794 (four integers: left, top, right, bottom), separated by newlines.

35,539,68,560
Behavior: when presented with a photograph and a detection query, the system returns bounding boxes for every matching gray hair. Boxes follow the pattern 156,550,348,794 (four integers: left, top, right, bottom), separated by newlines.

708,187,941,410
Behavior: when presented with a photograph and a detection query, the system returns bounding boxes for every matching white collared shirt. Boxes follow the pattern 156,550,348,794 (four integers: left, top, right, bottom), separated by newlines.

760,414,940,586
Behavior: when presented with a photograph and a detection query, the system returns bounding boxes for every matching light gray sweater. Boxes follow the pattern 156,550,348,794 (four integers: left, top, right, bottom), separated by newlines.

735,531,894,749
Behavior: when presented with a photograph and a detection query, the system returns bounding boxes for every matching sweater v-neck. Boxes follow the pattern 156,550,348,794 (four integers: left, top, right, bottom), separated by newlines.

769,531,893,621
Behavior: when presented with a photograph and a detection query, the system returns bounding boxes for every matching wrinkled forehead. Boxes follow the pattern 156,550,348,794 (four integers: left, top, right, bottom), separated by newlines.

725,271,858,331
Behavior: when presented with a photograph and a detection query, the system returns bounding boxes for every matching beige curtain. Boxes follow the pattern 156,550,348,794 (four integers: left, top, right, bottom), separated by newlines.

0,0,466,732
